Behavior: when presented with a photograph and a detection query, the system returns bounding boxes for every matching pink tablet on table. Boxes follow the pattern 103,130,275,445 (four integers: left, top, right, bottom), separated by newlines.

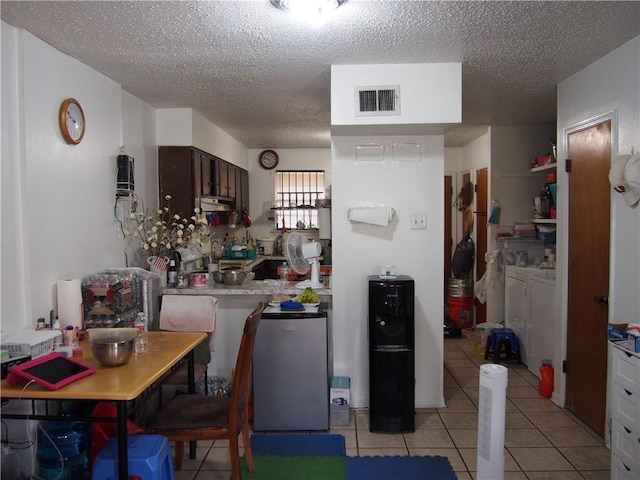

6,352,95,390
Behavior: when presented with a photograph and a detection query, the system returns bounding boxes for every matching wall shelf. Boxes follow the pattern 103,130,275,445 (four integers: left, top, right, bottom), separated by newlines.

531,218,557,224
530,162,557,173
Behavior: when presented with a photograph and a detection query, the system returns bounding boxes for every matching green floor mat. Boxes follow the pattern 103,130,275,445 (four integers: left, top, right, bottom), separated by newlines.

240,455,345,480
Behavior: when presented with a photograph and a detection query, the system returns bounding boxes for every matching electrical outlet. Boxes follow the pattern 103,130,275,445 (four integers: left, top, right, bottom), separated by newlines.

411,214,427,230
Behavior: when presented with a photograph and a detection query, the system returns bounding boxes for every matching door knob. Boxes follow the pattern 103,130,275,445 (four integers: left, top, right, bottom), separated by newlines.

593,295,608,305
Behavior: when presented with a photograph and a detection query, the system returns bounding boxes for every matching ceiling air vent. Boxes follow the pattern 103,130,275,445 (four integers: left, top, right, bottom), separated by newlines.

355,86,400,117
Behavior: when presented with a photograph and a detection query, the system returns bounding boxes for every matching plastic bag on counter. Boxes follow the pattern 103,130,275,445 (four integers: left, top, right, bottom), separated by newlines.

475,244,512,303
474,273,487,304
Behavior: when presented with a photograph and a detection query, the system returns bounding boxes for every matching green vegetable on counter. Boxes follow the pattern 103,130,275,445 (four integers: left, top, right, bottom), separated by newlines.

296,287,319,304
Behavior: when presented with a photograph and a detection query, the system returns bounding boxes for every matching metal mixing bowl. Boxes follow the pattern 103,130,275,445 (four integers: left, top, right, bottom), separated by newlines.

212,269,224,283
88,328,138,343
91,339,134,367
222,267,245,285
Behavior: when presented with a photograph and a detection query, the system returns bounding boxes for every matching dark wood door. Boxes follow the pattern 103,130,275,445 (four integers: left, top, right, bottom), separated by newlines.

444,175,453,292
565,120,611,437
200,152,213,197
227,163,238,200
158,146,196,219
238,168,250,213
215,158,230,198
475,168,488,326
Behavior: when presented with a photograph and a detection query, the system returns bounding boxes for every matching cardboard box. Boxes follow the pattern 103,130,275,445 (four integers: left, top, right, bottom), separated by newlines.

608,324,630,341
330,376,350,405
330,404,350,426
625,333,640,353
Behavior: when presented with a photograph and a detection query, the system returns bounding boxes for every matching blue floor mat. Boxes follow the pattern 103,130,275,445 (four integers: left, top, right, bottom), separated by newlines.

345,455,456,480
250,434,346,457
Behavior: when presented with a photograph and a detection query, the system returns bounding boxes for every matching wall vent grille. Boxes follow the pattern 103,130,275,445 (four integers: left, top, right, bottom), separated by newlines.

355,86,400,116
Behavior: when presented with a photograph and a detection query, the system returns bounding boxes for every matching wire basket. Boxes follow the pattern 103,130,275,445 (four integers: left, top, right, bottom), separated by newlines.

1,329,61,359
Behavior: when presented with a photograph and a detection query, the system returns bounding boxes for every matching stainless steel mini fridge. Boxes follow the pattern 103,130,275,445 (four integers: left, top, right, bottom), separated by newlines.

252,307,329,431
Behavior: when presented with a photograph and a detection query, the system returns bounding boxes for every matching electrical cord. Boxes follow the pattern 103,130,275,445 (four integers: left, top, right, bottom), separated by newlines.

15,380,65,480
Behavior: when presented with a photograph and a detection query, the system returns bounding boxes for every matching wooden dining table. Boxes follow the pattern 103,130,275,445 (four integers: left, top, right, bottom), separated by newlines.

0,330,207,479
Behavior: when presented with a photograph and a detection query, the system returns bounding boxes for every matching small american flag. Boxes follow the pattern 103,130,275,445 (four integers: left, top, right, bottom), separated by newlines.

148,256,169,271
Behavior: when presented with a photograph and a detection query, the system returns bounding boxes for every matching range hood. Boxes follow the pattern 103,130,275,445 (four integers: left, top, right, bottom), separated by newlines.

197,197,231,212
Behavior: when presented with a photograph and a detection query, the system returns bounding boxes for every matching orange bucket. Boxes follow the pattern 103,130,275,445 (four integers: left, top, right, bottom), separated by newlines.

448,295,473,329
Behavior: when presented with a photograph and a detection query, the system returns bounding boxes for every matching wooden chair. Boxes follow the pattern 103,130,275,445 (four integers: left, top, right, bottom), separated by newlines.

146,302,265,478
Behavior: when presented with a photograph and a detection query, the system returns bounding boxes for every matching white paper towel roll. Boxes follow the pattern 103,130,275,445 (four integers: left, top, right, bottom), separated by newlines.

56,279,83,329
318,207,331,239
348,207,395,227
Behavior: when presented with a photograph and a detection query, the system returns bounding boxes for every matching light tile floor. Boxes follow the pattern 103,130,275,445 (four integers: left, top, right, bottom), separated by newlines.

174,332,610,480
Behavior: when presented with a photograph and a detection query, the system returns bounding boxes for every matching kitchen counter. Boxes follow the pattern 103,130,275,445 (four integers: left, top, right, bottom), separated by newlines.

163,279,332,296
162,279,332,380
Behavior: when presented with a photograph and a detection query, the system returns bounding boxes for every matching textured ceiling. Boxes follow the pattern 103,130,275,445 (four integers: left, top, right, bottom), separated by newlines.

2,1,639,148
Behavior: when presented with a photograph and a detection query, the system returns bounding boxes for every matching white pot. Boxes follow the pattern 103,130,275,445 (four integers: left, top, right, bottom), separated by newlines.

257,236,275,255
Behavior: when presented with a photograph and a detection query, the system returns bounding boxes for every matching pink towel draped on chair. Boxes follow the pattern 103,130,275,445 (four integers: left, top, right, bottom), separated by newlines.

159,295,217,350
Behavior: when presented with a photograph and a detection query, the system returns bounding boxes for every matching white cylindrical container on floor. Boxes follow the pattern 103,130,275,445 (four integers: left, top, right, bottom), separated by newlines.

477,363,508,480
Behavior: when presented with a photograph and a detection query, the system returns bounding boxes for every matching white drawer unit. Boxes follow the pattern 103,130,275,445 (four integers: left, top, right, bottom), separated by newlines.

612,384,639,433
610,342,640,480
612,345,640,394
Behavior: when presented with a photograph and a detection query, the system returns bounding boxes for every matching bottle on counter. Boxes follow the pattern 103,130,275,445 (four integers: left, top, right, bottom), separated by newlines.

176,266,188,288
280,262,291,282
167,259,177,287
134,312,148,354
539,183,552,218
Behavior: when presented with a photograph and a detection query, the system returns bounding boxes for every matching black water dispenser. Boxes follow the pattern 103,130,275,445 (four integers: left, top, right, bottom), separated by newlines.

368,275,415,433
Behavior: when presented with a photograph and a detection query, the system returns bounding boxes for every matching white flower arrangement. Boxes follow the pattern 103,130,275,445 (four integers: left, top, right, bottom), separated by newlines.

126,195,210,258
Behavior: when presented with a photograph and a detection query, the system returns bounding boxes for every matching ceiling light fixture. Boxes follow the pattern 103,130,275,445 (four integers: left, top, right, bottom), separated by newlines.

270,0,348,23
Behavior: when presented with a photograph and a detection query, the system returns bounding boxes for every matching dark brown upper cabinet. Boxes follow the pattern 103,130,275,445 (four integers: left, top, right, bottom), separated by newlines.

158,146,248,219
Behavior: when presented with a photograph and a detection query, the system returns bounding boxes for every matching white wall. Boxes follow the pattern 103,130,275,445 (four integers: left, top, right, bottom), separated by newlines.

485,125,556,325
246,148,332,240
1,22,27,329
156,108,248,169
1,24,157,332
332,135,445,408
556,36,640,409
489,125,556,231
331,63,461,133
0,23,159,480
557,36,640,325
121,91,160,267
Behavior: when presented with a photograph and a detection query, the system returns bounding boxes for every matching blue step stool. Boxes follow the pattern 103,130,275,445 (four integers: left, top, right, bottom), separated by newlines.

92,434,174,480
484,328,521,364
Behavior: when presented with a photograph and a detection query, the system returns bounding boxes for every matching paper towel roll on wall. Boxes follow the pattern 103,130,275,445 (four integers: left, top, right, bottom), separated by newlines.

56,279,83,329
316,199,331,239
348,206,395,227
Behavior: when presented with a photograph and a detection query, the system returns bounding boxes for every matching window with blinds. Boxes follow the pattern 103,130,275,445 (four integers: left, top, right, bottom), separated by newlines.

274,171,325,230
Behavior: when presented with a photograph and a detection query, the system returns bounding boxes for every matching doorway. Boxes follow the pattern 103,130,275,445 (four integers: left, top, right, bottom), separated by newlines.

474,168,488,326
565,119,611,437
444,175,453,293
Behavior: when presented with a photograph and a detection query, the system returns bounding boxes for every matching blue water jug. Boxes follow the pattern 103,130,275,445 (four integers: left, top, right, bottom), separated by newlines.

36,420,90,480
